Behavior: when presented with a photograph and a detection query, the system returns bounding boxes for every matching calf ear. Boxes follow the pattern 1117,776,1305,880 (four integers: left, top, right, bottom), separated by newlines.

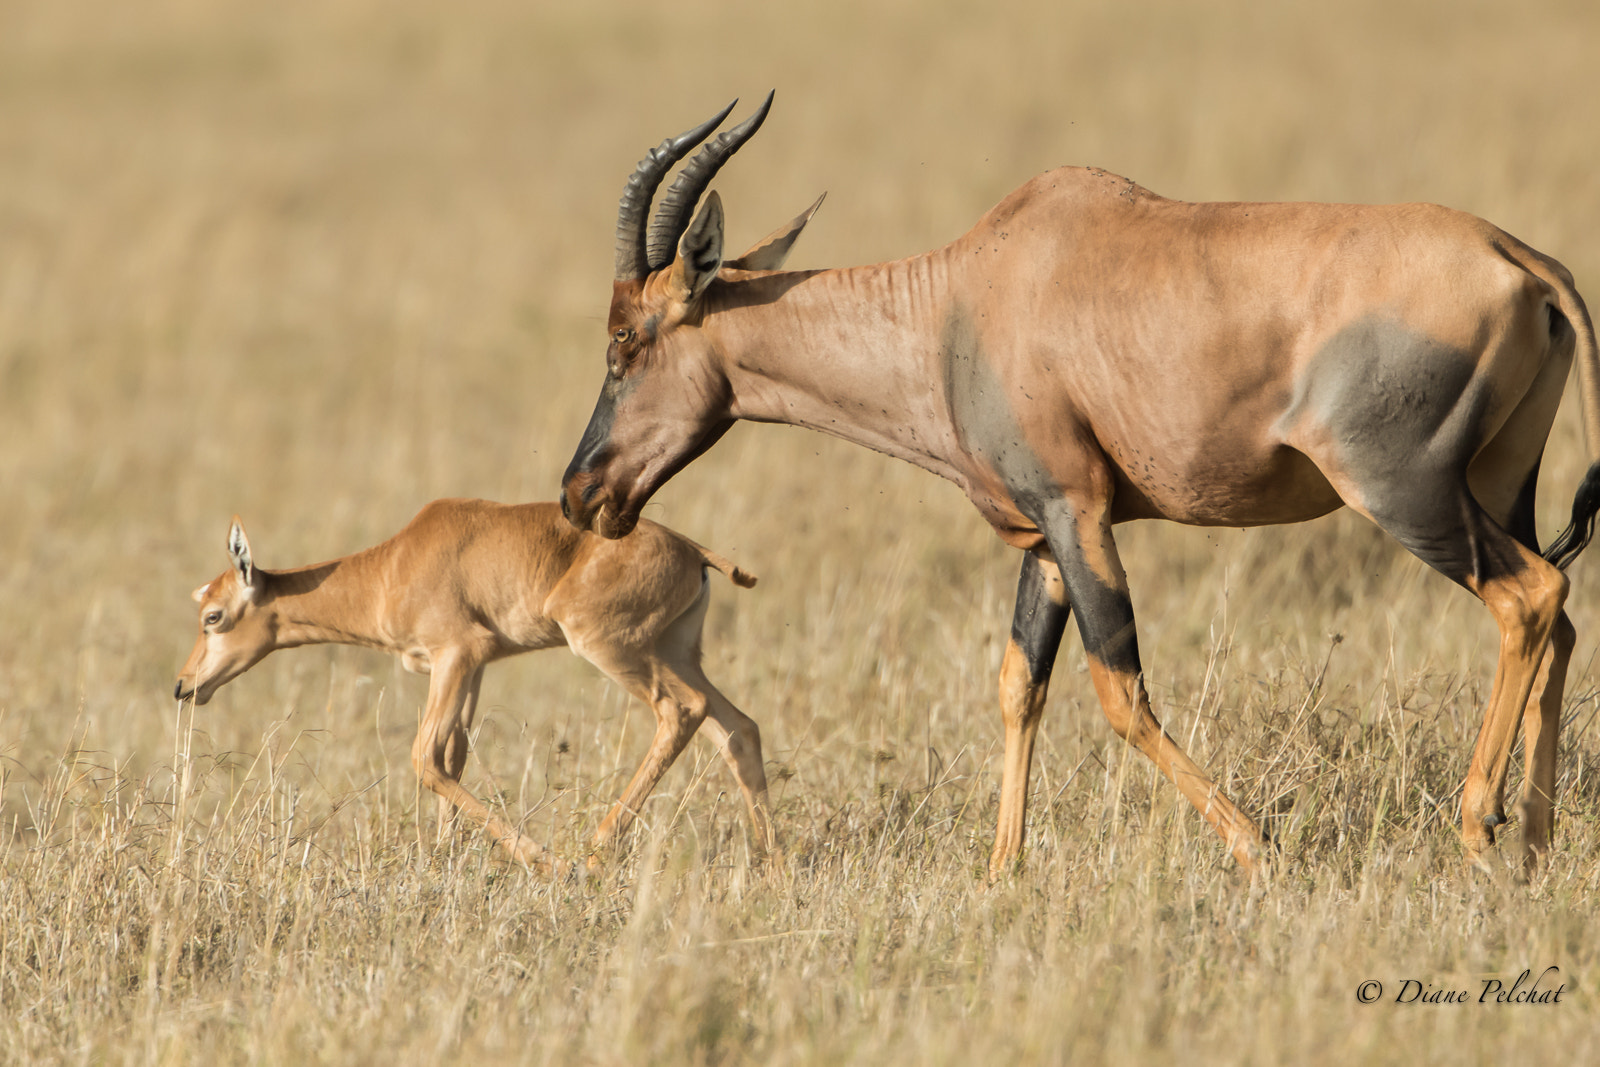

725,193,826,271
667,191,724,303
227,518,255,590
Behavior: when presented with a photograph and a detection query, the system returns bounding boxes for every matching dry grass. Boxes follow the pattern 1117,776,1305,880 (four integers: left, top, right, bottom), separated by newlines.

4,1,1600,1062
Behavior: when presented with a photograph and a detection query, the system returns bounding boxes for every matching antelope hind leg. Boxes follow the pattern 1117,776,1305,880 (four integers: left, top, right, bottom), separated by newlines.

1517,611,1572,874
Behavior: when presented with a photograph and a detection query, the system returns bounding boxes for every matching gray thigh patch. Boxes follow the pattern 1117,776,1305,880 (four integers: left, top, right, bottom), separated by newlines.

1286,316,1490,533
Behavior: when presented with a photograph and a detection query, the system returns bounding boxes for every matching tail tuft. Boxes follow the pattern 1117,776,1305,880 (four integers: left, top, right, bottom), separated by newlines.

694,543,758,588
1544,459,1600,570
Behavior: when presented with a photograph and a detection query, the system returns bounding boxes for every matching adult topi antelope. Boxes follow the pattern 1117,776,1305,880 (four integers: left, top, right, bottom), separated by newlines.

561,93,1600,880
175,499,770,873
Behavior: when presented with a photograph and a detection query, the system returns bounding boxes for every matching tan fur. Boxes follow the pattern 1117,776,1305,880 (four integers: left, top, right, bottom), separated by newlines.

567,123,1600,883
176,499,770,874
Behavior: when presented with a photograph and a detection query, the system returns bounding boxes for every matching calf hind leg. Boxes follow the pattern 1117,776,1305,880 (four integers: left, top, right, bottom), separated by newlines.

678,662,777,856
584,653,708,855
584,581,775,862
579,581,722,860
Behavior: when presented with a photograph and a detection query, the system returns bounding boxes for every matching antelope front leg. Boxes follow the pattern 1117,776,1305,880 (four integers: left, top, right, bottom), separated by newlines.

989,550,1071,880
1037,494,1267,872
412,656,556,873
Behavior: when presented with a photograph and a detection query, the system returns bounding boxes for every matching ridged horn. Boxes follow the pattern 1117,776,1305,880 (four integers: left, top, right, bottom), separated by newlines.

614,99,738,281
645,90,775,272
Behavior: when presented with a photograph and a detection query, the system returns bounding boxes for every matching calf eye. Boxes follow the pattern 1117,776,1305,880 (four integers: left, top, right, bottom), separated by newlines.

204,611,223,626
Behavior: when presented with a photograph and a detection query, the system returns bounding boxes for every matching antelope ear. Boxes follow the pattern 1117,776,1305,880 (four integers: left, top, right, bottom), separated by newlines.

725,193,826,271
667,191,724,303
227,518,255,590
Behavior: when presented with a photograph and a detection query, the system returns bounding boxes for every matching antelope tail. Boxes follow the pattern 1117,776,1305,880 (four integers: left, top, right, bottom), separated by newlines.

1540,265,1600,571
691,542,757,588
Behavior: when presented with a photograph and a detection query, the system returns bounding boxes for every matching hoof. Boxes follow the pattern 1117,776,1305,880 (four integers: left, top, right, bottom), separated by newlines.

986,851,1021,884
1462,846,1495,877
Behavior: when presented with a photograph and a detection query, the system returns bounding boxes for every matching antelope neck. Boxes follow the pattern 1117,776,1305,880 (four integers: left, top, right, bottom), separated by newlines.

713,257,968,487
264,550,396,653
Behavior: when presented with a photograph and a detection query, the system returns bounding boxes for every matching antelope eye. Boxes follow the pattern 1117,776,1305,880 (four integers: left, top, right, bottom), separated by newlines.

612,327,634,345
204,611,223,626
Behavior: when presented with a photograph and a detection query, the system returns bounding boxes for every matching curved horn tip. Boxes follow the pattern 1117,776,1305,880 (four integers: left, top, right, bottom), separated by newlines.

643,91,780,270
682,97,740,148
613,98,744,281
737,90,775,134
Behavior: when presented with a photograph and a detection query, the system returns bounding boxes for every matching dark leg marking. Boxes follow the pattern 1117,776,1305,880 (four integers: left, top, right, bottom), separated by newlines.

1506,456,1542,553
1025,498,1268,869
1031,502,1141,675
943,304,1266,870
1394,489,1534,591
939,310,1140,675
1289,316,1508,583
1010,551,1072,685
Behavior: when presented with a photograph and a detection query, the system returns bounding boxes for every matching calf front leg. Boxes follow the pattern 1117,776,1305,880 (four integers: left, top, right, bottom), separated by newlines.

412,655,556,873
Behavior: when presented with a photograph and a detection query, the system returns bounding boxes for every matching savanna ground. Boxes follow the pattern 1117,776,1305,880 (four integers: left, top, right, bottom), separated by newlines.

3,1,1599,1062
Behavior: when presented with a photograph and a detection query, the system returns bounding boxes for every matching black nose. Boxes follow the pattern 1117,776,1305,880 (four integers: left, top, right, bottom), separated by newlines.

173,680,185,699
559,490,571,522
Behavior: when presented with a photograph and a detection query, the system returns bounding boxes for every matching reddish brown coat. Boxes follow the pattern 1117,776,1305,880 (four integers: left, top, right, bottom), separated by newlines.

565,102,1598,879
177,499,768,873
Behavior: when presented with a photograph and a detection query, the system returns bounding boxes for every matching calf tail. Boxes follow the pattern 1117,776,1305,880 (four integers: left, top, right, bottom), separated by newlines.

689,541,757,588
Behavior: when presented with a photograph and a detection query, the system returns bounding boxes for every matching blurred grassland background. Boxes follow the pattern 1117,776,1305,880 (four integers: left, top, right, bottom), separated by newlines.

3,0,1600,1062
